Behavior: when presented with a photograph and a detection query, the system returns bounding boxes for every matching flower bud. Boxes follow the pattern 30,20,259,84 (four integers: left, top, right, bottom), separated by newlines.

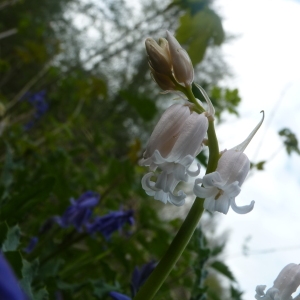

145,37,172,76
150,68,176,91
273,263,300,299
166,31,194,87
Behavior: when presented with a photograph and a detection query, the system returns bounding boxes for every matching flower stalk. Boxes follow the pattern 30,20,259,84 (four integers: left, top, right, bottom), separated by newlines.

134,85,220,300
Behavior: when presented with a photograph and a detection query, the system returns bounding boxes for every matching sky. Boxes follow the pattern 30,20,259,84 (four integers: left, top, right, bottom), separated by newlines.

211,0,300,298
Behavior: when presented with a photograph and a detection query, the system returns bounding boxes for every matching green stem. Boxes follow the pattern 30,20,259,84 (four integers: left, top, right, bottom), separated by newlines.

133,197,205,300
206,120,219,174
184,85,205,113
134,96,220,300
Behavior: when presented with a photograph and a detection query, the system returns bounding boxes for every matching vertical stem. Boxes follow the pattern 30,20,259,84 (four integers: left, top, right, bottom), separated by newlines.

134,85,220,300
206,120,219,174
133,197,205,300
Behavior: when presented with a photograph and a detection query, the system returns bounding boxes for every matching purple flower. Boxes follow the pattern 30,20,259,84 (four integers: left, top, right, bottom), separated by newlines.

23,236,38,254
0,253,27,300
130,261,156,296
55,191,100,232
87,209,134,239
23,90,49,130
109,291,131,300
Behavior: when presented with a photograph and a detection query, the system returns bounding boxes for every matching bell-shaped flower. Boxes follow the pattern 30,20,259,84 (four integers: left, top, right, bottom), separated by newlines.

194,149,253,214
166,31,194,87
194,112,264,214
140,103,208,206
255,263,300,300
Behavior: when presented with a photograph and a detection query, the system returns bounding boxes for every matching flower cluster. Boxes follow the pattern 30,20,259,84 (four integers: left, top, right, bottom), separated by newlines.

22,90,49,130
140,31,264,215
54,191,100,232
54,191,134,239
87,209,134,239
255,263,300,300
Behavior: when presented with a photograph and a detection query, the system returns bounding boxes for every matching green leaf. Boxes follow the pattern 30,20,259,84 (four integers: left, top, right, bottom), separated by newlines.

1,177,55,223
0,142,15,202
20,259,39,299
2,224,20,251
91,279,121,298
4,251,23,278
119,90,157,121
210,261,236,281
278,128,300,155
230,285,243,300
176,8,225,65
33,287,49,300
0,221,9,247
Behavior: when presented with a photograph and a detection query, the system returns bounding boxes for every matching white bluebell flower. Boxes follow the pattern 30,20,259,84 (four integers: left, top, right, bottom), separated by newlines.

255,263,300,300
194,112,264,214
140,103,208,206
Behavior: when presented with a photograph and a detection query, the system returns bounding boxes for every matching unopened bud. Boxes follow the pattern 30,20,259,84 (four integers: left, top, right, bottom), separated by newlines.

145,38,172,76
166,31,194,87
150,68,176,91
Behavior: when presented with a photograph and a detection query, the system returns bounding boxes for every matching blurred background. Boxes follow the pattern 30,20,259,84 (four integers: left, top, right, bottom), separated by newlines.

0,0,300,299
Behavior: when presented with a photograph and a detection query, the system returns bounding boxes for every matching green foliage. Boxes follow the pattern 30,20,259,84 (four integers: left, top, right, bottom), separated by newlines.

278,128,300,155
210,261,235,282
0,0,248,299
120,90,158,121
176,8,224,65
2,224,21,251
251,160,266,171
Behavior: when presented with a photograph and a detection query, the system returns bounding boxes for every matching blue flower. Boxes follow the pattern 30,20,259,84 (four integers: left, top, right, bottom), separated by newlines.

108,261,156,300
87,209,134,239
109,291,131,300
130,261,156,297
55,191,100,232
0,253,27,300
23,236,38,254
23,90,49,130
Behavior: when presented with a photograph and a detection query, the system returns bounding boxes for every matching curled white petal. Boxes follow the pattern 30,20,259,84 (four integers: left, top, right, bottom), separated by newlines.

230,198,255,214
255,285,267,297
141,171,186,206
187,162,201,177
193,166,252,215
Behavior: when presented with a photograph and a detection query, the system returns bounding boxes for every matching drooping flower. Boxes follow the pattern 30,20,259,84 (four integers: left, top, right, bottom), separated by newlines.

23,236,38,254
194,112,264,214
255,263,300,300
166,31,194,87
87,209,134,239
54,191,100,231
0,253,27,300
194,149,253,214
109,291,131,300
130,261,156,297
23,90,49,130
140,103,208,206
109,260,156,300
